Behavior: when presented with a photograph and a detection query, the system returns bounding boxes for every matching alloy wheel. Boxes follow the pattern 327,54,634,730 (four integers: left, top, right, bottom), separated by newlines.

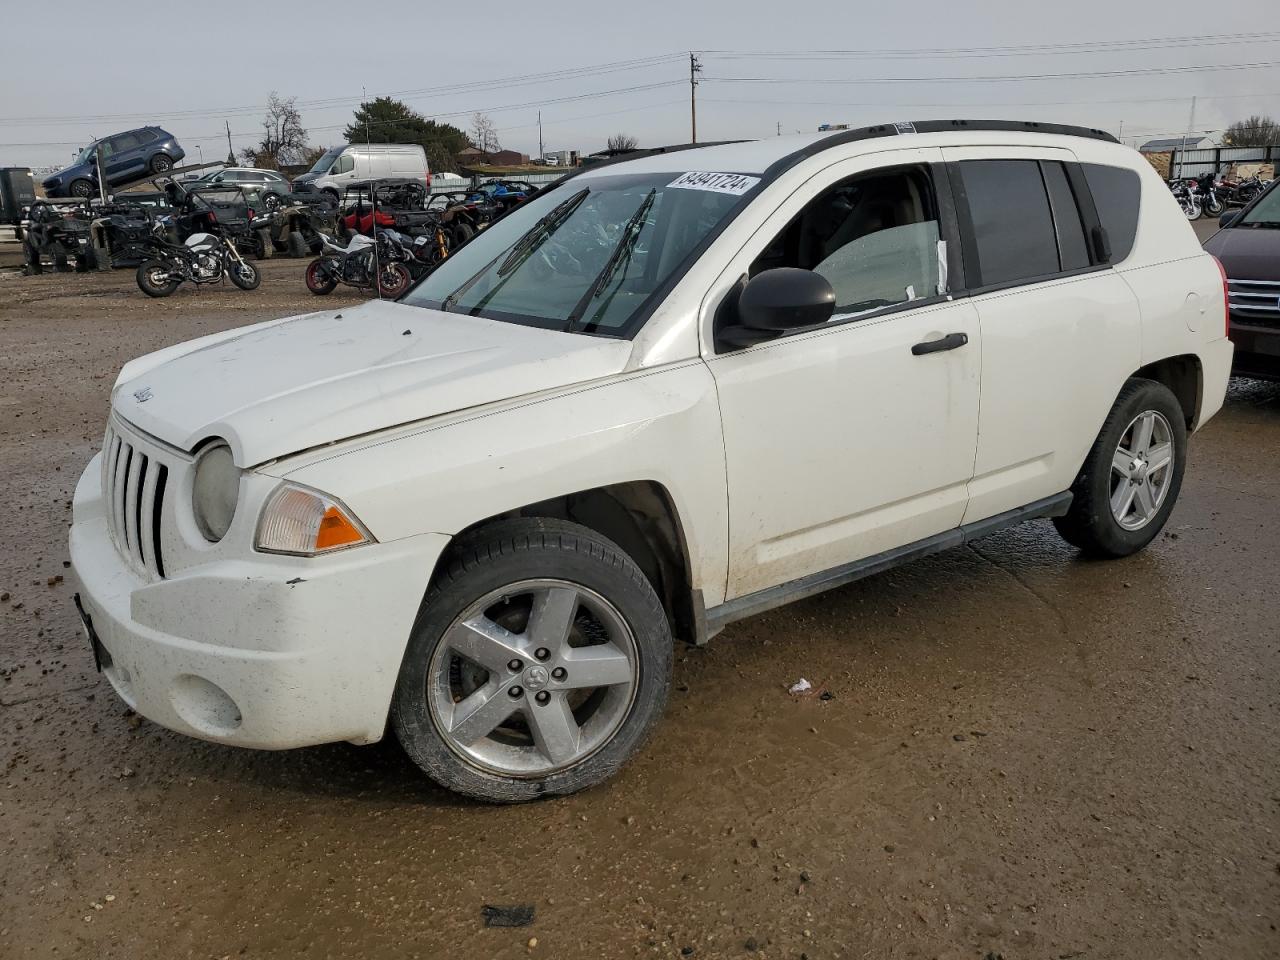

427,579,639,778
1110,410,1175,531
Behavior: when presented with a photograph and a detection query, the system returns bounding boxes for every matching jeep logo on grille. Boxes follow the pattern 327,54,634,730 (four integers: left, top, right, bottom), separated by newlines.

133,387,153,403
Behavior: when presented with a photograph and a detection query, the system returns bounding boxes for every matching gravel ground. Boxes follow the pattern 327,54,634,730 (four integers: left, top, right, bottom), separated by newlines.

1,258,1277,959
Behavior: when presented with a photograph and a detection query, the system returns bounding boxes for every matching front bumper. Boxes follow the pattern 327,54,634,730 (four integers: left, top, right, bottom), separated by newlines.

69,453,449,749
1229,323,1280,381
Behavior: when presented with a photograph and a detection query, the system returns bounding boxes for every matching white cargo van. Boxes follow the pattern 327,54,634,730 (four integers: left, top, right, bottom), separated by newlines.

293,143,430,198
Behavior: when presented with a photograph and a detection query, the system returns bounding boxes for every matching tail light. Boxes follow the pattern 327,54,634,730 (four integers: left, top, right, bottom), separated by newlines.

1211,255,1229,336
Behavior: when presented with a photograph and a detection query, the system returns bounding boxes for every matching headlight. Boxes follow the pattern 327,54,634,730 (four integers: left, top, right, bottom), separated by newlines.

255,484,373,556
192,442,239,542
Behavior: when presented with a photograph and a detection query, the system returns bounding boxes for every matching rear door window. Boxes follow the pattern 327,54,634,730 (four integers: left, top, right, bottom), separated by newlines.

959,160,1059,286
1082,163,1141,262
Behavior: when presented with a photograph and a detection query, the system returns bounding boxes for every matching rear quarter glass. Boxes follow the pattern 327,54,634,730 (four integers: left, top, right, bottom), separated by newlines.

1083,163,1141,262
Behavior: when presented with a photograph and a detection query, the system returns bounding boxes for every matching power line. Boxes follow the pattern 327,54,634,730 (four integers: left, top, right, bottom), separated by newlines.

698,91,1280,110
703,29,1280,60
0,54,687,126
0,82,688,148
706,59,1280,85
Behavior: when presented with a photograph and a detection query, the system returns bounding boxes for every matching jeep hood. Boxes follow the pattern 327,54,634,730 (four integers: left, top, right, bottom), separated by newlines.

112,299,633,466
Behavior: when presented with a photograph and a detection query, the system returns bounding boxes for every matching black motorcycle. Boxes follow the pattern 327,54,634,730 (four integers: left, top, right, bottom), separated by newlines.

134,221,262,298
304,231,412,297
1193,171,1225,217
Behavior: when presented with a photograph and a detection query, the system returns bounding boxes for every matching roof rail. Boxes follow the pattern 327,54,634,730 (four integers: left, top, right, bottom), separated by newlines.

762,119,1120,182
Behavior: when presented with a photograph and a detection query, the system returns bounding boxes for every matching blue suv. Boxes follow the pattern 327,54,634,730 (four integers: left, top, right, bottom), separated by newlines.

43,127,186,198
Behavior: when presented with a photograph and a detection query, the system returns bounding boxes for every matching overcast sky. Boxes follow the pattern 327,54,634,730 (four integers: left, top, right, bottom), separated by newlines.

1,0,1274,170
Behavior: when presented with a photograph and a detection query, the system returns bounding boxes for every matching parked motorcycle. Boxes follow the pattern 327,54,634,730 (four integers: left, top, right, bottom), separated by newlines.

1218,174,1268,207
304,231,412,296
1193,172,1225,217
383,226,449,280
1169,179,1201,221
134,224,262,297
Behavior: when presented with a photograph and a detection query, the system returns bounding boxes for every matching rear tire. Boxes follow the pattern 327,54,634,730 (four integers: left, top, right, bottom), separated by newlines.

136,259,180,297
392,518,673,802
305,258,337,295
451,222,475,246
1053,378,1187,558
149,154,173,174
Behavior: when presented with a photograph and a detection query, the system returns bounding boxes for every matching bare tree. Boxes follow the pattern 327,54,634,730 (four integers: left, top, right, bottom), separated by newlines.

1224,115,1280,147
607,133,638,152
242,92,310,168
470,112,501,161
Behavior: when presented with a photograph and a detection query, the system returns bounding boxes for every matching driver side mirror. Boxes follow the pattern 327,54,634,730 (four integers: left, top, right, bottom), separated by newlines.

716,268,836,349
1219,211,1240,229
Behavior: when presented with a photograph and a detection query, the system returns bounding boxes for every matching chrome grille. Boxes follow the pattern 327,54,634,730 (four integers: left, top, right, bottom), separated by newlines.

1228,278,1280,329
101,425,168,579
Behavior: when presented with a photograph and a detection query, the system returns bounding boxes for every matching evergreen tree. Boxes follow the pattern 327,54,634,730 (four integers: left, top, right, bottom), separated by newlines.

344,98,470,173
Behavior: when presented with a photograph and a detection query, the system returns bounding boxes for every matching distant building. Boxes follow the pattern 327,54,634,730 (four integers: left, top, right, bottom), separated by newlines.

456,146,530,167
1138,136,1214,153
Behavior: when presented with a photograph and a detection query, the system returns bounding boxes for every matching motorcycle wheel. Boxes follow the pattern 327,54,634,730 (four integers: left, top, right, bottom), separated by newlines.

305,259,338,295
1180,199,1201,221
228,261,261,291
377,262,412,298
1204,195,1224,216
136,259,181,298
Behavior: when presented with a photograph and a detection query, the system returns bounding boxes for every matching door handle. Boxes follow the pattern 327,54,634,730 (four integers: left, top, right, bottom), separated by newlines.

911,332,969,356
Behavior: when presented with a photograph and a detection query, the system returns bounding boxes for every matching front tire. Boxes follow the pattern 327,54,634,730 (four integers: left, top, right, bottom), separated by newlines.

136,259,180,297
69,179,94,199
377,262,412,297
392,518,673,802
1054,378,1187,558
227,260,261,290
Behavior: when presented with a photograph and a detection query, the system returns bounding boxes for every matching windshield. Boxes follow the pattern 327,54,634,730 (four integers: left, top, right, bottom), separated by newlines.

308,146,344,175
1239,183,1280,227
76,142,99,164
403,171,756,337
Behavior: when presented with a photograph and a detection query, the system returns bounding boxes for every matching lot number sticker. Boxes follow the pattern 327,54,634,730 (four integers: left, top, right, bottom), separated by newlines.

668,172,760,195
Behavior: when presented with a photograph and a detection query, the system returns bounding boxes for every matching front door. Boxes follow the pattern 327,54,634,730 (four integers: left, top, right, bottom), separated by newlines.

706,151,982,599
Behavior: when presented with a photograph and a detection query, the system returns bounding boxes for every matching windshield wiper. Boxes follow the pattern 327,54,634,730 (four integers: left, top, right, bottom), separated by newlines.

439,187,590,313
564,188,656,332
497,188,590,276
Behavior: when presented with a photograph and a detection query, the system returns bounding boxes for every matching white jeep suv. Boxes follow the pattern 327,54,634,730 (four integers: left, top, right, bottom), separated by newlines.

70,121,1232,801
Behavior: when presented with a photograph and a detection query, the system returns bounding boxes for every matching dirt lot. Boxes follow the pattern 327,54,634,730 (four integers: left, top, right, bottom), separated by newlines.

1,258,1277,960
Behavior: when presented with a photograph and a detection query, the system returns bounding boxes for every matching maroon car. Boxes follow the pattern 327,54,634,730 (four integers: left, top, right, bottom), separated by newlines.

1203,179,1280,380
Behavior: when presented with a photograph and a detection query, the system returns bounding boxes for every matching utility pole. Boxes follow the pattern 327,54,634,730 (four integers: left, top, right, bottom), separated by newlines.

538,110,544,161
776,121,782,137
689,52,702,144
1117,119,1123,143
1178,96,1197,179
225,120,234,164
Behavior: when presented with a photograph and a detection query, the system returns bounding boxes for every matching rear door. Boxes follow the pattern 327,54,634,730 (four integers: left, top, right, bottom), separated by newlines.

942,146,1142,523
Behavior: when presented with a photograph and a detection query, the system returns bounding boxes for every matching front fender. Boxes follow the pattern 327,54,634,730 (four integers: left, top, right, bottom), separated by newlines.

264,362,731,607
